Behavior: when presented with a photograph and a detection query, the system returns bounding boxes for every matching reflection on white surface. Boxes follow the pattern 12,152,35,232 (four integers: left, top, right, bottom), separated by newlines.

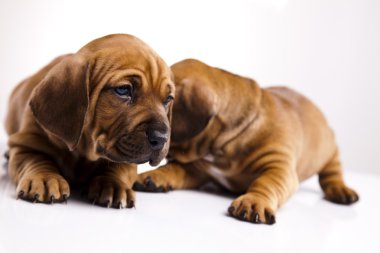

0,143,379,253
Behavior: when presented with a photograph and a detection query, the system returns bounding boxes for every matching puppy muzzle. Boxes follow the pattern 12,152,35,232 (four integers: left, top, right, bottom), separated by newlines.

97,129,169,166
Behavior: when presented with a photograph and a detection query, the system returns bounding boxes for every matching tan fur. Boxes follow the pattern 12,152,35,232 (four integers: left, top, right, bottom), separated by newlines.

135,59,359,224
5,34,175,208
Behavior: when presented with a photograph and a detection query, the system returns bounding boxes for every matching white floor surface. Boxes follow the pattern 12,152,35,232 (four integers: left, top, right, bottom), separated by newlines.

0,144,379,253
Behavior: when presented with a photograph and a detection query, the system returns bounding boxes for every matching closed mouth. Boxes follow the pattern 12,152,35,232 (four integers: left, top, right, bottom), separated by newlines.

96,139,165,165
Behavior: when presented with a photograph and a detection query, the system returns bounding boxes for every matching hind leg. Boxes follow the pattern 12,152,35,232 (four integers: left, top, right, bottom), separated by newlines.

319,151,359,205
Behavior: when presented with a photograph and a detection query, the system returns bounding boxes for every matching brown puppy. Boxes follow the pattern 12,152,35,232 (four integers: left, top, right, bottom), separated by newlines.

134,59,359,224
5,34,175,208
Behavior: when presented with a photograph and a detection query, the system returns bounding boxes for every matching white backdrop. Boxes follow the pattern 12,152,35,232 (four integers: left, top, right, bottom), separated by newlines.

0,0,379,174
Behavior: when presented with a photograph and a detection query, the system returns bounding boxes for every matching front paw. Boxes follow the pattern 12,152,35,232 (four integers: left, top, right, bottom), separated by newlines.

16,173,70,203
133,172,173,193
88,176,135,209
228,193,276,225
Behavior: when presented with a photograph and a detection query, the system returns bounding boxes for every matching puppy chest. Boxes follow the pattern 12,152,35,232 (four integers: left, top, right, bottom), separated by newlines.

56,155,98,184
205,164,234,191
202,155,245,192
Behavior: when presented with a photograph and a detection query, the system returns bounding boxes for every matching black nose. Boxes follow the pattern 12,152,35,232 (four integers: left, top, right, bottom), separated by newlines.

147,129,169,151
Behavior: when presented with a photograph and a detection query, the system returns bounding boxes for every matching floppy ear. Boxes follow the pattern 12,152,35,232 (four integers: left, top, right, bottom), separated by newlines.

29,55,89,151
171,78,216,143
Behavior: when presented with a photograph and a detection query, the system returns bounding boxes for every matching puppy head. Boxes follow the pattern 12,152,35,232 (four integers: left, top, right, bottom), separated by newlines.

30,34,174,166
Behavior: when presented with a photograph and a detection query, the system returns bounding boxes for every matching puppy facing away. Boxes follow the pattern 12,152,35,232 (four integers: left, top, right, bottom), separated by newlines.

5,34,175,208
134,59,359,224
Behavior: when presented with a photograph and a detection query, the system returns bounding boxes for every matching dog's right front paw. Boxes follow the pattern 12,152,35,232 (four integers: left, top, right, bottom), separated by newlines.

228,193,276,225
133,173,173,193
16,173,70,203
87,176,135,209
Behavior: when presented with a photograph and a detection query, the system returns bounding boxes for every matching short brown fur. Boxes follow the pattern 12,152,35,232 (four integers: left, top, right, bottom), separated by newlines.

5,34,175,208
135,59,359,224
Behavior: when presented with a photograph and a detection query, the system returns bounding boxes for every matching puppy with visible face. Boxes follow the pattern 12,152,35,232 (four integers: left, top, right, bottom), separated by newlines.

5,34,174,208
134,59,359,224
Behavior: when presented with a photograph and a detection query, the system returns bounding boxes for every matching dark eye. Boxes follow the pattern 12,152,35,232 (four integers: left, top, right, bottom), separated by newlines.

114,85,133,100
163,95,174,107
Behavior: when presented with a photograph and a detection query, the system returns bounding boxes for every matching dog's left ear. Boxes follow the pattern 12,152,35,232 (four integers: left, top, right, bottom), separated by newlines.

171,78,217,143
30,55,90,151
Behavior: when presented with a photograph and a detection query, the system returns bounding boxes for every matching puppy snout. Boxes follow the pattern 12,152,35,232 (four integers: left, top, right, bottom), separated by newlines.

147,129,168,151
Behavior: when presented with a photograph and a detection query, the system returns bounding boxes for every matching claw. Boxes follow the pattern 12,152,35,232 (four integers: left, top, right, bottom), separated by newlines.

268,214,276,225
127,200,135,208
33,194,39,203
106,200,111,208
50,196,55,204
17,191,24,200
4,150,9,160
228,206,235,216
254,213,259,223
349,194,358,203
118,202,123,209
92,199,97,205
62,194,68,204
239,210,247,220
264,209,276,225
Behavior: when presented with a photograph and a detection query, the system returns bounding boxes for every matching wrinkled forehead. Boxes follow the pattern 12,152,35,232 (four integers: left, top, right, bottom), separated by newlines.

78,34,172,86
